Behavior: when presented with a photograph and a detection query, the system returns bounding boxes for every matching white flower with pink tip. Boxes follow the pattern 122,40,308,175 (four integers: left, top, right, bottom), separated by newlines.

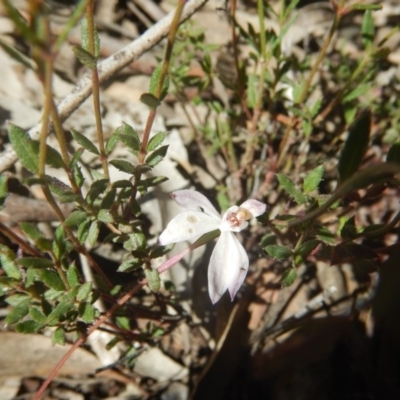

159,190,266,304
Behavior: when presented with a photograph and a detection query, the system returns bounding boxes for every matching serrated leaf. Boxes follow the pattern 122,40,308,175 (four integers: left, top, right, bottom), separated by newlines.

18,257,54,268
86,179,109,204
387,142,400,164
71,130,99,155
110,159,136,174
53,225,67,259
105,132,119,154
338,111,371,183
147,132,166,152
145,268,160,292
265,244,293,260
150,244,174,259
80,17,100,58
40,270,66,291
8,124,38,173
46,300,74,324
67,264,80,287
117,258,142,272
79,302,95,323
115,123,140,153
145,145,169,167
124,232,146,251
64,210,88,227
277,174,307,204
281,268,297,287
112,179,132,188
77,219,91,244
19,222,43,241
73,45,96,69
29,141,65,169
5,294,29,306
149,63,169,101
316,226,336,244
101,189,116,209
303,165,324,193
88,220,100,247
295,240,321,259
97,209,114,223
29,306,47,323
5,298,30,325
77,282,92,302
70,147,84,167
53,327,66,345
142,176,168,187
0,244,21,279
15,320,44,333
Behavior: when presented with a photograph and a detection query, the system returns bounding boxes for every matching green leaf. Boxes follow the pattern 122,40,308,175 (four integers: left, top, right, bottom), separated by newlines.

86,179,109,204
77,219,91,244
343,83,370,103
116,316,130,330
145,145,169,167
29,306,47,323
142,176,168,187
67,264,80,287
19,222,43,241
53,327,66,345
5,294,29,306
340,216,358,239
316,226,336,244
80,17,100,58
265,245,293,260
147,132,166,152
281,268,297,287
295,240,321,259
98,209,114,223
0,174,8,208
101,189,116,209
77,282,92,302
71,130,99,155
53,225,67,259
79,302,95,323
150,244,174,259
338,111,371,183
40,270,66,291
117,258,142,272
65,210,88,227
145,268,160,292
29,141,65,169
0,244,21,279
8,124,38,173
70,147,84,167
88,220,100,247
110,159,136,174
303,165,324,193
106,132,119,154
149,63,170,101
124,232,146,251
277,174,307,204
115,123,140,154
140,93,161,109
46,300,74,324
18,257,54,268
73,45,96,70
15,320,44,334
5,298,30,325
46,176,76,202
387,142,400,164
361,10,375,49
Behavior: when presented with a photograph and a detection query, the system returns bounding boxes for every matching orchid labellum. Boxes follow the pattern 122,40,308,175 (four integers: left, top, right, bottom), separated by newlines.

159,190,266,304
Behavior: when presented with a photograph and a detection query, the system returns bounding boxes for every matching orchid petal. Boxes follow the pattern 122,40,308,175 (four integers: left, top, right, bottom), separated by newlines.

171,190,220,219
208,232,249,304
159,210,220,245
239,199,267,218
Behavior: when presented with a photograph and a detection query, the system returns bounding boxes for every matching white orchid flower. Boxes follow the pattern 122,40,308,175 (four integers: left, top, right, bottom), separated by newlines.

159,190,266,304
